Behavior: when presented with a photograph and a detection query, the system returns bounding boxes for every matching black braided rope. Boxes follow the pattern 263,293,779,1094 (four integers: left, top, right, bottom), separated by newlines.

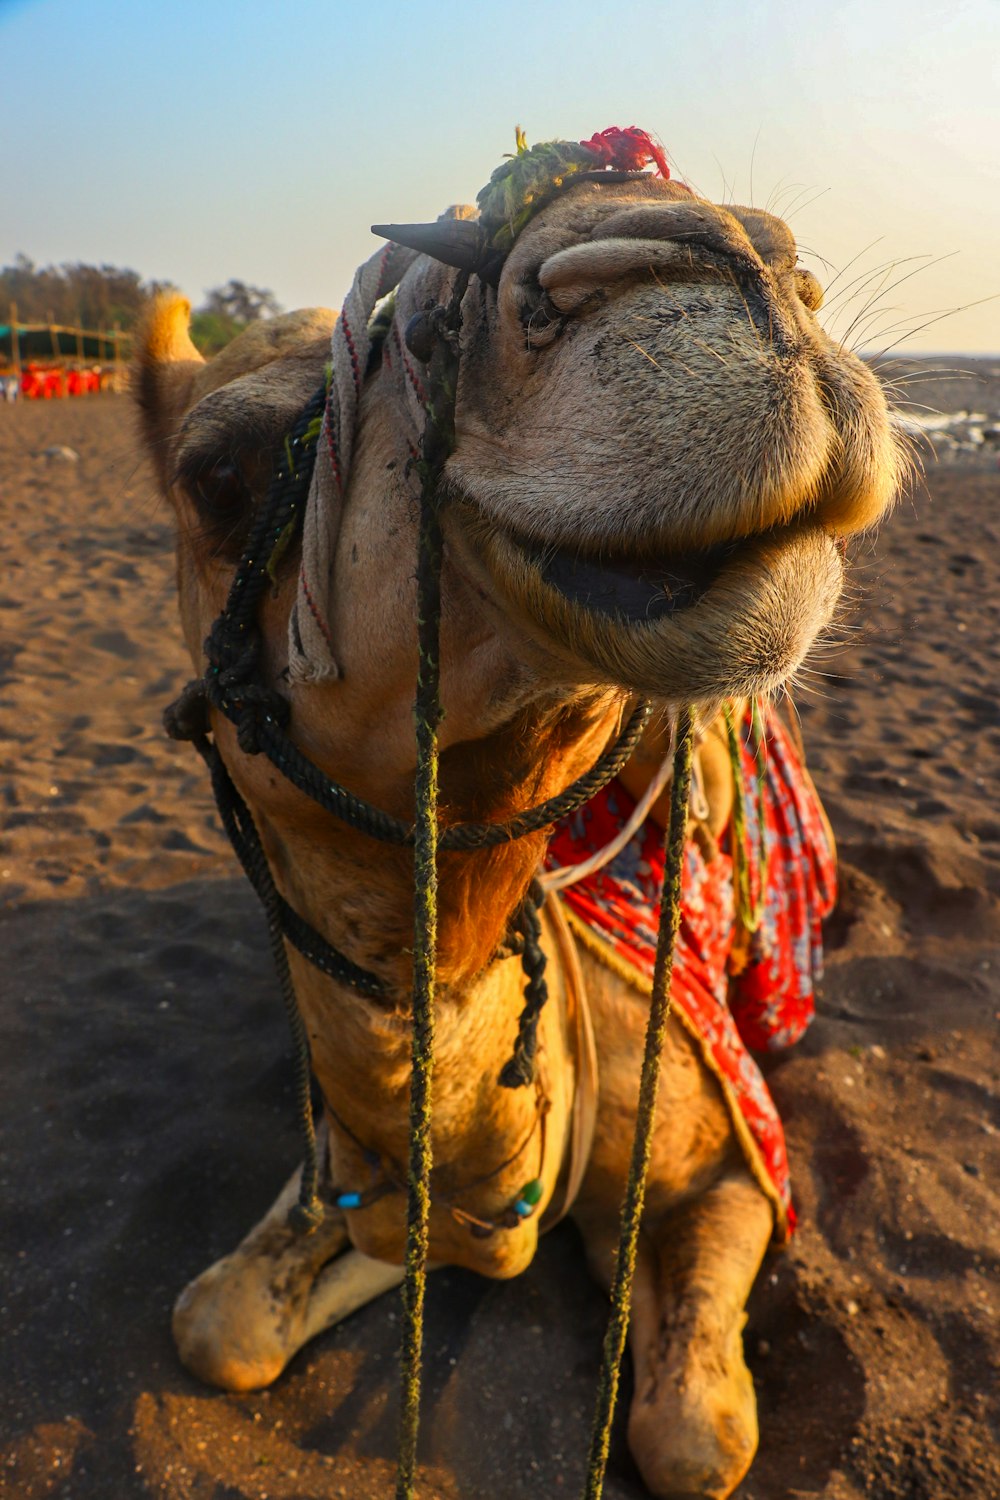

165,354,653,1239
165,684,389,1007
202,385,326,754
166,679,645,1032
439,700,650,850
253,717,416,843
206,743,386,999
277,896,386,999
192,368,651,854
498,878,549,1089
243,697,652,850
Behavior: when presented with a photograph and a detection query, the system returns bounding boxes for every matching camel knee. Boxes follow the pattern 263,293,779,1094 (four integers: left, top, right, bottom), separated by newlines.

174,1237,407,1390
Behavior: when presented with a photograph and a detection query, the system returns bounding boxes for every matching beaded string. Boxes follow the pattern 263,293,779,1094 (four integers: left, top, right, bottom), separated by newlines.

321,1085,547,1235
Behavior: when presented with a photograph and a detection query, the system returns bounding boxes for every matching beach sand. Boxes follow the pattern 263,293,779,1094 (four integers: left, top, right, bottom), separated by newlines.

1,396,998,1498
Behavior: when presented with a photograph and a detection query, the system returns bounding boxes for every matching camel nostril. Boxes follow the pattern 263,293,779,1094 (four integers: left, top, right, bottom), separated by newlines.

537,234,768,321
521,291,568,348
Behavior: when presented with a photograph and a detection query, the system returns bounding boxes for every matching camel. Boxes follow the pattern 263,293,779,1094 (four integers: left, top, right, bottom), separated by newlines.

135,135,903,1499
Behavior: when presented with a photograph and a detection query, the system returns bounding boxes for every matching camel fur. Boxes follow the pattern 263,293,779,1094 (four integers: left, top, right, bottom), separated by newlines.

135,171,902,1499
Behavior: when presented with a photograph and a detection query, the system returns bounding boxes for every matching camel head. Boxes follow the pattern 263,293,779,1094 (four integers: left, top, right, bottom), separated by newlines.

422,170,905,704
136,135,905,791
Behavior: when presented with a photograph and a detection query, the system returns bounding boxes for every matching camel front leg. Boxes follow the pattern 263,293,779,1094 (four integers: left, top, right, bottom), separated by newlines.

584,1165,773,1500
628,1167,773,1500
173,1146,404,1392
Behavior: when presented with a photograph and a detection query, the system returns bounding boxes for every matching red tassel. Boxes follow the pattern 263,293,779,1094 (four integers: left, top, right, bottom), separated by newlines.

580,126,670,179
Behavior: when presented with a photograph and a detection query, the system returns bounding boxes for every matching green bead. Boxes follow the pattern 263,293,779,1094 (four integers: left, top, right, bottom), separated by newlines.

519,1178,543,1206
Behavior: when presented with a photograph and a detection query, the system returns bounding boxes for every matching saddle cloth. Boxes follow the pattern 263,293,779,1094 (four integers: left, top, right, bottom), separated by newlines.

546,707,837,1238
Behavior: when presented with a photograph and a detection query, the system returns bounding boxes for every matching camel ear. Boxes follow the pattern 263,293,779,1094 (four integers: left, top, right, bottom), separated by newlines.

133,294,205,474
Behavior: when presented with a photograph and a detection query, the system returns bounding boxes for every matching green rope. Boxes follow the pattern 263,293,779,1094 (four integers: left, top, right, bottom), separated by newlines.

395,481,441,1500
395,270,468,1500
581,708,695,1500
723,698,769,935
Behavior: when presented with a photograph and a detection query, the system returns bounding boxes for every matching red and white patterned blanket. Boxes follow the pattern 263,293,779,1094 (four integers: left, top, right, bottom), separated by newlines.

547,707,836,1237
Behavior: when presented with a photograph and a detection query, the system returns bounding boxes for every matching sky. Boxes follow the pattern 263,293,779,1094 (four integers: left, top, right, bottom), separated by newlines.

1,0,997,354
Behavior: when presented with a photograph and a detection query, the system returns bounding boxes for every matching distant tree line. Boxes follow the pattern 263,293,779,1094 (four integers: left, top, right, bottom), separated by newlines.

0,256,281,355
0,254,164,333
189,280,283,355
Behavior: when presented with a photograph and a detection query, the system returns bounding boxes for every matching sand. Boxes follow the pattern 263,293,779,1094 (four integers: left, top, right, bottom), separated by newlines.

1,396,997,1499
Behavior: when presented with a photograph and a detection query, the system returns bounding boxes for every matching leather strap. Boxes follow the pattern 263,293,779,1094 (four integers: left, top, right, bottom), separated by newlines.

539,894,599,1229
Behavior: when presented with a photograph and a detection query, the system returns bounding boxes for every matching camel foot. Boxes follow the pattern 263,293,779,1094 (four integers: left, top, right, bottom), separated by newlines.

173,1148,403,1391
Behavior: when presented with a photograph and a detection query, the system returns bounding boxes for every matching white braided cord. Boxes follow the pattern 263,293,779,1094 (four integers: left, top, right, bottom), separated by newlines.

288,240,419,682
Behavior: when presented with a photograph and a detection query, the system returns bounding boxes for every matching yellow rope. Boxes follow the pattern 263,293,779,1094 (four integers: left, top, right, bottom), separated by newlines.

394,482,442,1500
395,271,467,1500
724,697,769,937
581,709,694,1499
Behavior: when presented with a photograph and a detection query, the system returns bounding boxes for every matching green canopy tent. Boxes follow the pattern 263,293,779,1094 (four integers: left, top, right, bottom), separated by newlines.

0,314,130,373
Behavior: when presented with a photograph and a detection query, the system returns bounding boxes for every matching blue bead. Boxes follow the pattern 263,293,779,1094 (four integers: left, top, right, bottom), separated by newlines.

336,1192,362,1210
513,1199,533,1218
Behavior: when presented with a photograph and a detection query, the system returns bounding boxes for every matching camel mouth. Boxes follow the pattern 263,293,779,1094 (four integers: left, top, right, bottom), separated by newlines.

533,536,730,624
446,500,844,703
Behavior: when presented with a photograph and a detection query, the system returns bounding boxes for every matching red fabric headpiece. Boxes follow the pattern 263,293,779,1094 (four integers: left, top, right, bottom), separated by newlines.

580,126,670,179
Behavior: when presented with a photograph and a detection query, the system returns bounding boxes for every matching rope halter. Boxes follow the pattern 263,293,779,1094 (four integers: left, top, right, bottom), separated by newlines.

167,126,694,1500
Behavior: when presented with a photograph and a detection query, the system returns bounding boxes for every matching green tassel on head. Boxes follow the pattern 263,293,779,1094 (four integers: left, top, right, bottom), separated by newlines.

477,133,599,252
